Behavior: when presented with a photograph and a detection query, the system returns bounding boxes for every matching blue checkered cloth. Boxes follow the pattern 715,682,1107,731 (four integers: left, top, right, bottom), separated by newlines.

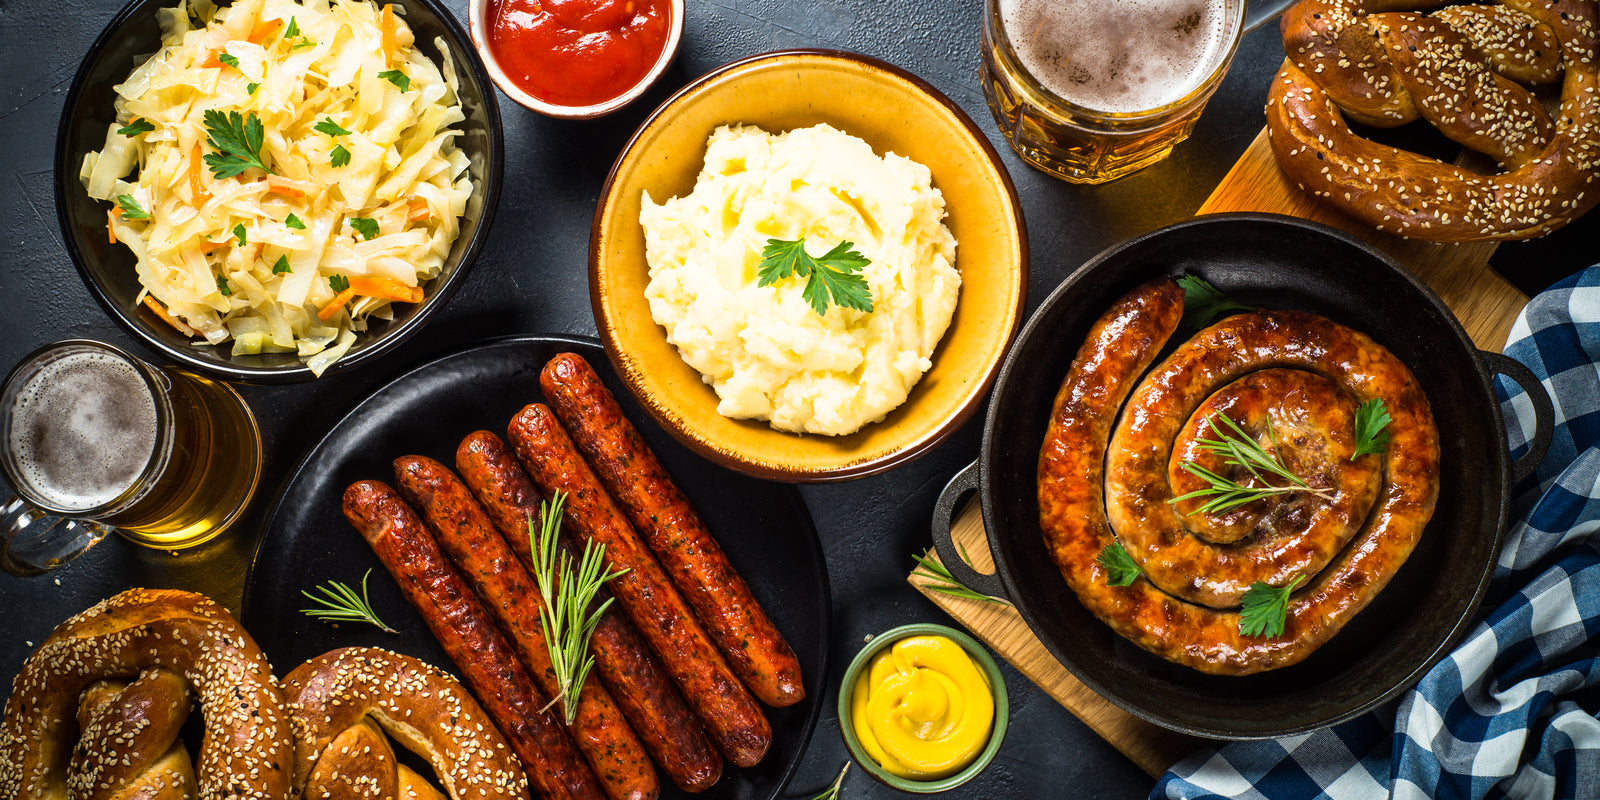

1154,267,1600,800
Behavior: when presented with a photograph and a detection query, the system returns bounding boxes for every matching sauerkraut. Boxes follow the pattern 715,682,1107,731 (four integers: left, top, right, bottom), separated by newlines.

82,0,473,376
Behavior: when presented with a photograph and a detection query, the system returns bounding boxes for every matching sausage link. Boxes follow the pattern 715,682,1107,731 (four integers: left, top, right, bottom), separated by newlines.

1037,279,1441,675
456,432,724,793
539,353,805,708
506,405,773,768
341,480,604,800
393,457,660,800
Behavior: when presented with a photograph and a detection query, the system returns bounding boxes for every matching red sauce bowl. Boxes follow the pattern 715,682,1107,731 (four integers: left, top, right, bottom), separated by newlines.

470,0,684,119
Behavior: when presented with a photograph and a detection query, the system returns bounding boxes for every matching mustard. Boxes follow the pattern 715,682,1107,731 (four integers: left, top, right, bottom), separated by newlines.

850,635,994,779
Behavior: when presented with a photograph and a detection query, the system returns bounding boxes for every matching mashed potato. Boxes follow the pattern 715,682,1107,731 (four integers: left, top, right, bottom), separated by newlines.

640,124,959,436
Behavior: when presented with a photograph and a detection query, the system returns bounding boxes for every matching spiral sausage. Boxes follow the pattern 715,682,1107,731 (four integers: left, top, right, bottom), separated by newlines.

1037,279,1440,675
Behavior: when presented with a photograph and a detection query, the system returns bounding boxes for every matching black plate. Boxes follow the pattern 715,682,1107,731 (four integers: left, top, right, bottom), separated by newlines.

935,213,1550,738
243,335,830,798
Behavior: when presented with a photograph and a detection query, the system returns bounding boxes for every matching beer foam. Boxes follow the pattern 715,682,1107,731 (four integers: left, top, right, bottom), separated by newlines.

7,350,158,511
1000,0,1229,113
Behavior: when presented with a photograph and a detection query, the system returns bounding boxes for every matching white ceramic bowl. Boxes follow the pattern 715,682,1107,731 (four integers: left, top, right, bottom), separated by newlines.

468,0,684,119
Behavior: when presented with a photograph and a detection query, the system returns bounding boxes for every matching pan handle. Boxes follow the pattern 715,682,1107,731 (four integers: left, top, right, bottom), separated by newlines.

929,461,1010,600
1480,350,1554,486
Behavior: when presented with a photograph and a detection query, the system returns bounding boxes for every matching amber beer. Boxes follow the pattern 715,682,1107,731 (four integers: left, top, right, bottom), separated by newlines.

0,340,261,573
981,0,1244,183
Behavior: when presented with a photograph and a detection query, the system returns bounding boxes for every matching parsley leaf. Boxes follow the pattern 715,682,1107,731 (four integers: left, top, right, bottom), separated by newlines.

284,213,305,230
285,16,300,37
232,222,247,246
217,275,233,297
1096,543,1142,587
247,82,260,95
1239,575,1304,637
1178,274,1252,330
115,195,150,220
315,117,352,137
117,118,155,137
757,238,874,316
272,255,292,274
378,69,410,92
329,274,350,292
329,144,351,168
1351,398,1393,460
349,217,379,240
202,109,270,178
218,52,240,68
292,38,316,50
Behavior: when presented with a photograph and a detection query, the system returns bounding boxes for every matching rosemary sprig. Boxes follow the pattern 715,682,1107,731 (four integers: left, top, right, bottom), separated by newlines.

300,569,396,633
803,763,849,800
1169,413,1335,516
529,491,628,726
911,545,1009,605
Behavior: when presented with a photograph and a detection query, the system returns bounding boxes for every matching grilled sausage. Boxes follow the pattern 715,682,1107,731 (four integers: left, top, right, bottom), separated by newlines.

456,431,724,793
539,353,805,708
341,480,605,800
393,456,660,800
1036,279,1440,675
507,405,773,768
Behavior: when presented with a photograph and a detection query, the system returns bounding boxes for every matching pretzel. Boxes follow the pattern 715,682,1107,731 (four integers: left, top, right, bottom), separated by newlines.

0,588,294,800
1267,0,1600,241
283,647,529,800
69,669,196,800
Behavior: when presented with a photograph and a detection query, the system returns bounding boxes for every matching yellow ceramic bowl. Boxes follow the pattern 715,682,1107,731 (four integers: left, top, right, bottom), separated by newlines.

591,50,1028,482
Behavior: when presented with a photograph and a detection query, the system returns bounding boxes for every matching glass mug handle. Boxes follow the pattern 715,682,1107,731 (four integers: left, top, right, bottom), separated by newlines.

0,494,114,577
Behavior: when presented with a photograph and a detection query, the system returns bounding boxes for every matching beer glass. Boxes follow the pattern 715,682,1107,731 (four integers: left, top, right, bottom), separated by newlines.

981,0,1246,183
0,339,262,575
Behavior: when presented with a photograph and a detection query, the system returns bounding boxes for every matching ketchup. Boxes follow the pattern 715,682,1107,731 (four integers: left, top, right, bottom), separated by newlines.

488,0,672,108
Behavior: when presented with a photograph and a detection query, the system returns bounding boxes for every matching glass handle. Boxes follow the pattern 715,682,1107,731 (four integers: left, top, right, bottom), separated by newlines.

0,495,113,577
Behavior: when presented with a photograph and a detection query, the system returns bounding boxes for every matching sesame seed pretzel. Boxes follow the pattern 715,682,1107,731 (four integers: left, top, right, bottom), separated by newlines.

283,647,530,800
0,589,294,800
1267,0,1600,241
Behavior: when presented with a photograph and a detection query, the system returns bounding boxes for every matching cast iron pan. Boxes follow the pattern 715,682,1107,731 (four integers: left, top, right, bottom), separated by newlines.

932,213,1553,739
242,335,830,799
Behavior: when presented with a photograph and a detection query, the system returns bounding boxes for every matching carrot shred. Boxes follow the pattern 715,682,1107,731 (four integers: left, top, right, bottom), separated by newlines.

202,49,224,69
248,18,283,44
143,296,199,337
318,288,356,321
350,276,424,303
266,175,312,197
190,145,210,205
381,5,397,67
108,210,118,244
406,200,430,222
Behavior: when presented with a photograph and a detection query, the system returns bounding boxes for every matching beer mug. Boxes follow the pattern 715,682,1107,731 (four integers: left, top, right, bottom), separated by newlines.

981,0,1257,183
0,340,263,575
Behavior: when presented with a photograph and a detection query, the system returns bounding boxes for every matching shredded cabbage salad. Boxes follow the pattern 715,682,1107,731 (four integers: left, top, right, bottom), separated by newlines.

82,0,473,375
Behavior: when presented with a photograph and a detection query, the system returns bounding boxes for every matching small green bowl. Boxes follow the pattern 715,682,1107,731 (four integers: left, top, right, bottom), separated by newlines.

838,623,1009,793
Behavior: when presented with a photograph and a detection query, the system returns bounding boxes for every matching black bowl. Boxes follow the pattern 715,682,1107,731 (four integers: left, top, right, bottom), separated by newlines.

56,0,503,383
932,213,1552,738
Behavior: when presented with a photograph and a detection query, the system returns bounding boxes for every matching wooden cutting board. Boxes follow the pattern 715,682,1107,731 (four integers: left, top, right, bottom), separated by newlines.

907,129,1530,778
